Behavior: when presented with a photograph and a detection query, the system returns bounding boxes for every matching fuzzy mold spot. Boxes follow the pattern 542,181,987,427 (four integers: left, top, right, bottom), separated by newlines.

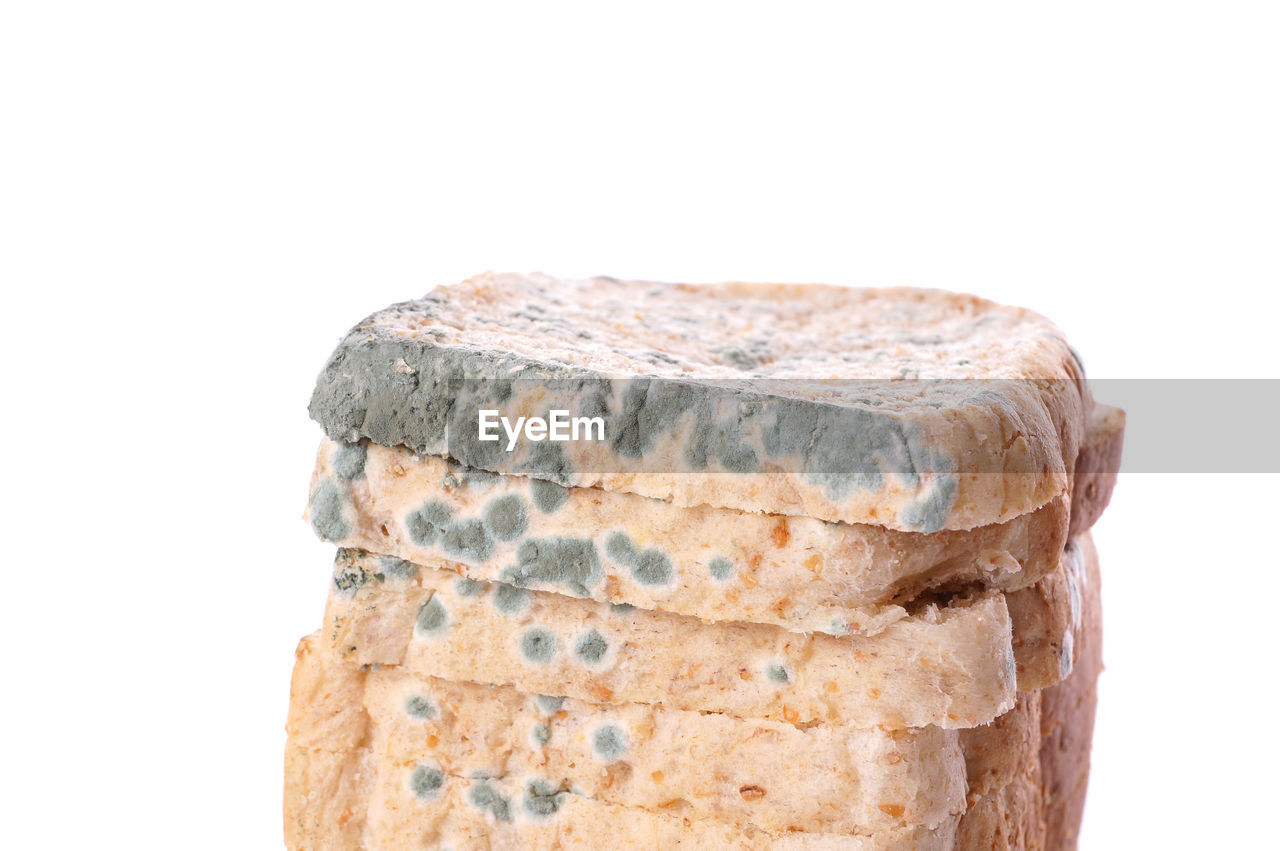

484,494,529,541
530,479,569,513
310,479,350,542
409,763,445,801
521,628,558,663
405,695,437,720
593,724,628,761
332,442,368,480
405,500,453,547
574,629,609,664
416,597,448,636
708,557,734,581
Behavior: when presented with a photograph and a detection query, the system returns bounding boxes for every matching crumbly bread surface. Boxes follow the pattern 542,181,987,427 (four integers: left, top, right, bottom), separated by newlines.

309,274,1090,531
307,437,1068,637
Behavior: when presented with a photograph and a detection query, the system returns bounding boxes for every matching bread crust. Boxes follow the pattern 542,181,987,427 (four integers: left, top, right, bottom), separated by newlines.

1038,534,1102,850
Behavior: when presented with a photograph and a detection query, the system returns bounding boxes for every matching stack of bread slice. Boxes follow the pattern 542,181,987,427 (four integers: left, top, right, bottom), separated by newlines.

286,274,1123,850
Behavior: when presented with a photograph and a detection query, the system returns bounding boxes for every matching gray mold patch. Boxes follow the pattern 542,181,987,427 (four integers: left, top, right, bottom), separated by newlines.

442,518,494,561
592,724,628,761
898,474,958,534
493,583,530,615
483,494,529,541
764,403,887,495
405,694,437,720
529,479,568,514
708,557,734,581
531,722,551,745
896,435,958,533
416,597,448,636
513,440,575,484
520,628,558,663
534,695,565,714
405,500,453,547
630,549,672,586
766,403,864,478
766,663,792,685
573,629,608,664
610,379,700,460
503,537,602,597
685,400,760,473
605,531,635,563
379,556,419,582
522,780,565,819
764,399,959,528
409,763,445,801
454,577,486,596
331,442,368,480
468,780,513,823
604,531,673,587
310,479,350,542
332,550,380,594
332,565,374,594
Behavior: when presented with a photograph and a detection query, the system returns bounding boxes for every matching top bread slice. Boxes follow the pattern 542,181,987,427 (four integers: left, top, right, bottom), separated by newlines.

309,273,1090,531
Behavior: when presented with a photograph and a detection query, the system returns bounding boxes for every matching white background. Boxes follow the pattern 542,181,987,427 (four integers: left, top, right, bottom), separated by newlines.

3,3,1277,849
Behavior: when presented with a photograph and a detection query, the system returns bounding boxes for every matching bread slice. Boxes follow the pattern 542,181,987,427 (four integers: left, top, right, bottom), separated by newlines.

309,273,1089,532
361,667,966,835
323,548,1017,729
307,436,1069,636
